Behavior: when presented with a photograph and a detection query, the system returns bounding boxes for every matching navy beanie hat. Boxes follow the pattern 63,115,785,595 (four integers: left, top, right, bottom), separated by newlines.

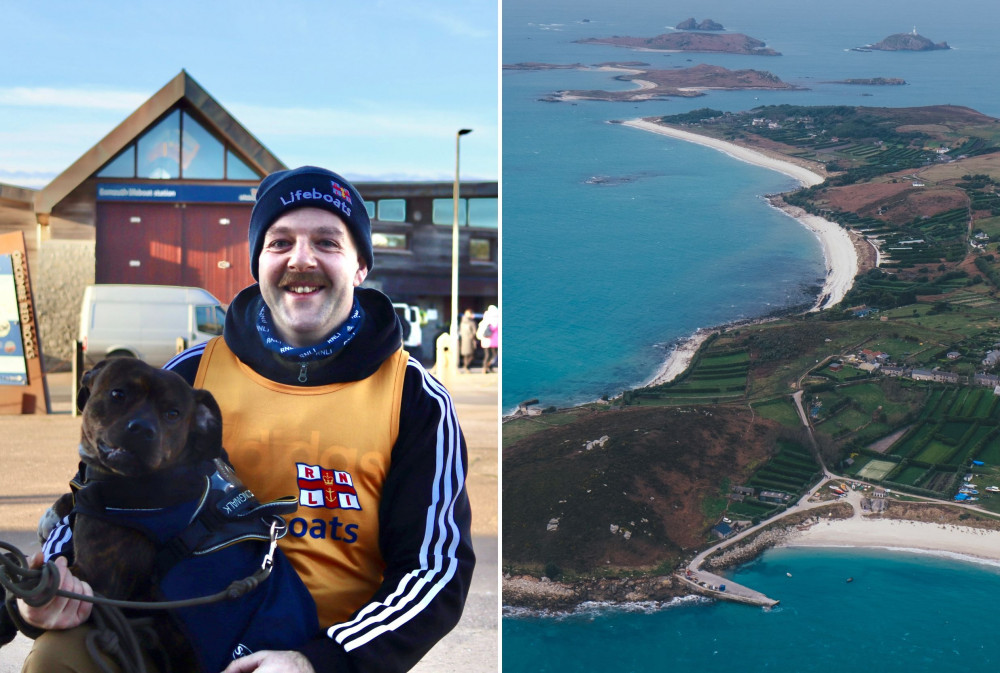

248,166,374,280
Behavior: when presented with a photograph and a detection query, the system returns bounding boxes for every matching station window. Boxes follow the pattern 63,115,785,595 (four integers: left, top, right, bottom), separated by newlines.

377,199,406,222
432,198,467,225
101,105,262,181
97,146,136,178
470,237,493,262
137,110,182,179
226,150,258,180
181,112,224,179
469,198,498,228
373,233,408,250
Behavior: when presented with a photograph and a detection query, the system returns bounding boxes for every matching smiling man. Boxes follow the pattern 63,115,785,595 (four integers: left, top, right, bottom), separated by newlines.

20,166,474,673
172,166,477,673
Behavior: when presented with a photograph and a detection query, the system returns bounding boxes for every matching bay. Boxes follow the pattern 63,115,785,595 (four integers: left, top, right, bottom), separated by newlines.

503,547,1000,671
502,0,1000,412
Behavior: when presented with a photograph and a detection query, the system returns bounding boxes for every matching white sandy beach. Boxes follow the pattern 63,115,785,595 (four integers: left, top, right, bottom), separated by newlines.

625,118,861,387
784,517,1000,565
645,329,714,387
623,119,826,186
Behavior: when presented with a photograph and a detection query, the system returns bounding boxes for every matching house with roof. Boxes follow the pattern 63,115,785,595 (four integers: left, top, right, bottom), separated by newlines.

910,369,960,384
975,373,1000,387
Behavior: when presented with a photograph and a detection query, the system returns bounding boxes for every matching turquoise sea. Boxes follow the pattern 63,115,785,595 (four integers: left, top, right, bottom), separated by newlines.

502,0,1000,669
503,0,1000,413
504,547,1000,672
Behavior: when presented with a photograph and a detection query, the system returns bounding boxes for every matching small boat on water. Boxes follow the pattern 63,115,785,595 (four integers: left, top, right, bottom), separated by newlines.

986,486,1000,493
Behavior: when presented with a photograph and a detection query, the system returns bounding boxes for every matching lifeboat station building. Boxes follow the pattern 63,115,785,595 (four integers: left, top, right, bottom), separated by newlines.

0,71,497,366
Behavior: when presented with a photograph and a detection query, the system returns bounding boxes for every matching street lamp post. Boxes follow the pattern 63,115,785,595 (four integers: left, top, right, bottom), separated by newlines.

450,128,472,375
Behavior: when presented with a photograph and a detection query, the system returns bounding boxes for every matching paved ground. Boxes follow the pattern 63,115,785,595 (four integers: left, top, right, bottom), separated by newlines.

0,369,498,672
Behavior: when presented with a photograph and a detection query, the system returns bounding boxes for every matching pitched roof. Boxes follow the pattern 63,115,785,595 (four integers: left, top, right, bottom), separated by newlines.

34,70,285,215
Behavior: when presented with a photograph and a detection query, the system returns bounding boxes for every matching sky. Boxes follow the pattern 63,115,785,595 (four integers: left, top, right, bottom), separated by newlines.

0,0,498,189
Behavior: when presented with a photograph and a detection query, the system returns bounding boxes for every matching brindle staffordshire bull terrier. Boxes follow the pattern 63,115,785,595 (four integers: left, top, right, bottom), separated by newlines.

40,358,317,671
47,358,223,670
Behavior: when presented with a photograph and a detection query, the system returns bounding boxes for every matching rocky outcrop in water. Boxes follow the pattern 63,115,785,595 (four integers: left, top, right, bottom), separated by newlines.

675,18,725,31
861,33,950,51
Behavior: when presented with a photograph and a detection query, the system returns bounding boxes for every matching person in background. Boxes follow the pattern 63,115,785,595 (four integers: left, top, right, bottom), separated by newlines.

459,309,478,372
477,305,499,374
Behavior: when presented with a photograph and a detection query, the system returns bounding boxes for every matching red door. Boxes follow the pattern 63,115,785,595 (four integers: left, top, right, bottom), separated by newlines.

182,204,252,304
96,202,252,303
96,203,183,285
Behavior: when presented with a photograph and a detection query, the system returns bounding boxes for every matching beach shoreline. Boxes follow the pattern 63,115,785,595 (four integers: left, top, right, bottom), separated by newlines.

621,119,860,388
507,118,864,412
782,516,1000,565
621,118,861,390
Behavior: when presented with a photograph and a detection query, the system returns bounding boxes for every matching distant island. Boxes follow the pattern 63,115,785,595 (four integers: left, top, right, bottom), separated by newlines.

539,63,804,102
827,77,907,86
577,32,781,56
502,62,588,71
675,18,725,31
854,31,950,52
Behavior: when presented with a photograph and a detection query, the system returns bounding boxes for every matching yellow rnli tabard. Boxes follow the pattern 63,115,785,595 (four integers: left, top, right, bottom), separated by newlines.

194,337,406,627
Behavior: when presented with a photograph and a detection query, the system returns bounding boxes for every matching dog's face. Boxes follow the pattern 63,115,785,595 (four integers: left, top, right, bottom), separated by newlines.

77,358,222,476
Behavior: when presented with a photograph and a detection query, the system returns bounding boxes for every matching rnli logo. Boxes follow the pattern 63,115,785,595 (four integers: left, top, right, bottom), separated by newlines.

330,180,353,204
296,463,362,510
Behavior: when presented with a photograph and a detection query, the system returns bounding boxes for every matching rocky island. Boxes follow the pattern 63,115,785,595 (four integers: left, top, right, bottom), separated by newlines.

577,32,780,56
855,31,950,51
541,63,803,102
675,18,724,31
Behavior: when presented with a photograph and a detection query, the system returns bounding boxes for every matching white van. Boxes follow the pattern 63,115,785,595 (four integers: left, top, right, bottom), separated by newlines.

392,303,423,356
79,285,226,367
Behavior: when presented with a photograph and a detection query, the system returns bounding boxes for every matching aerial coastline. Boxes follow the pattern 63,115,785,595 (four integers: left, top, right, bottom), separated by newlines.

624,118,861,388
504,7,1000,643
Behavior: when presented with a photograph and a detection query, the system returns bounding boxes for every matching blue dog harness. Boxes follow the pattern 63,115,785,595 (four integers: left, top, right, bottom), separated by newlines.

68,459,319,671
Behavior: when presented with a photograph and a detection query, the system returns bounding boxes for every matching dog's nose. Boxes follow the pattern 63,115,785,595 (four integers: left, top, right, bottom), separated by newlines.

126,418,157,441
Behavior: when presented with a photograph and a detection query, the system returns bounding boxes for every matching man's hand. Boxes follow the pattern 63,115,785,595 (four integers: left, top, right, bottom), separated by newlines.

16,554,93,630
223,650,315,673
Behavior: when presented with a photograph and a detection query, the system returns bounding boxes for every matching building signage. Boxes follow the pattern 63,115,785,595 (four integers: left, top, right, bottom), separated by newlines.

97,183,257,203
0,253,29,386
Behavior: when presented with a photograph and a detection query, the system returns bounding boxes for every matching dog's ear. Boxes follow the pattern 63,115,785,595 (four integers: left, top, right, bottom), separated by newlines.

77,360,111,412
188,388,224,460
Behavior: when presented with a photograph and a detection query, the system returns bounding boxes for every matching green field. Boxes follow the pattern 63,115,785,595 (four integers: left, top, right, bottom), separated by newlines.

892,465,929,486
633,348,749,405
753,397,801,427
858,459,897,480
